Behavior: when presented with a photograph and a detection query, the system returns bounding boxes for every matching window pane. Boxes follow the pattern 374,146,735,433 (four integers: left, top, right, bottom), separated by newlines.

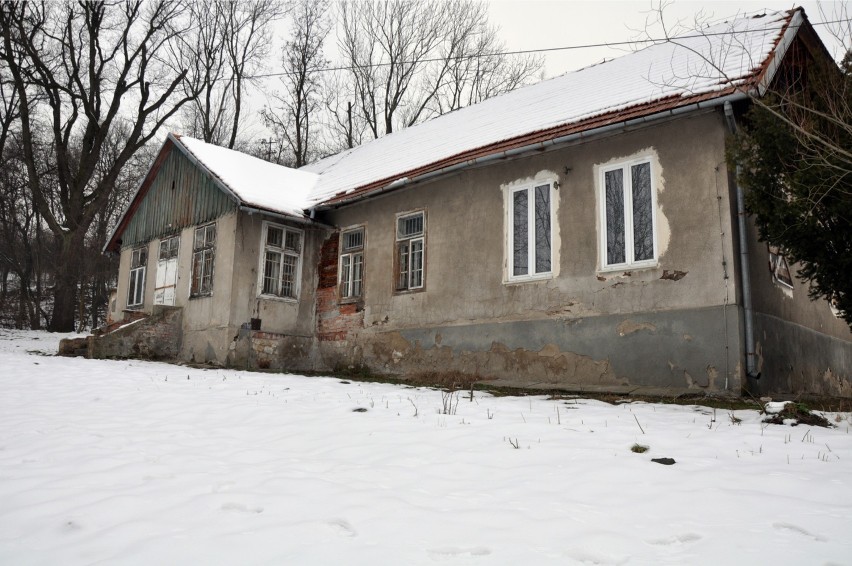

398,213,424,238
191,251,202,294
263,250,281,295
205,225,216,246
128,269,139,305
631,162,654,262
352,253,363,297
605,169,626,265
201,250,214,294
513,189,529,276
397,241,410,290
534,184,551,273
284,230,301,252
343,229,364,251
135,270,144,305
267,226,283,248
160,237,178,260
410,239,423,288
341,254,351,297
194,227,203,250
281,254,298,297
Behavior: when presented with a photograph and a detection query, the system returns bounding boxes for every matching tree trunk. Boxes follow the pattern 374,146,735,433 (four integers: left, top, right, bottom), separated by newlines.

49,234,85,332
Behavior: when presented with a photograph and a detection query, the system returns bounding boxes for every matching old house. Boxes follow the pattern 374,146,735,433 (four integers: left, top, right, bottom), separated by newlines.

100,8,851,397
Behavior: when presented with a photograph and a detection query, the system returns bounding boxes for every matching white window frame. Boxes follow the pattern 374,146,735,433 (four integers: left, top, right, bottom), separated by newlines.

158,234,180,261
257,221,304,301
127,245,147,308
768,245,794,289
190,223,216,298
395,210,425,292
598,157,658,271
506,180,556,283
339,226,365,301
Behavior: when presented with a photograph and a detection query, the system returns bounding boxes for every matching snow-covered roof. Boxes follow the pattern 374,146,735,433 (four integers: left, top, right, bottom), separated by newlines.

175,135,319,218
108,8,805,253
303,9,799,206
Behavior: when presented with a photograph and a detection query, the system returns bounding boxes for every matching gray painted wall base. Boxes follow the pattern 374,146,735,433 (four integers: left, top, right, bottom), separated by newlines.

352,305,745,393
752,312,852,397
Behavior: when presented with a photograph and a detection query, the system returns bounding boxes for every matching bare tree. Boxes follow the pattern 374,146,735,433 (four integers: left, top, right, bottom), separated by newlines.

0,0,201,331
335,0,542,142
435,18,543,114
321,70,366,152
262,0,330,167
173,0,285,148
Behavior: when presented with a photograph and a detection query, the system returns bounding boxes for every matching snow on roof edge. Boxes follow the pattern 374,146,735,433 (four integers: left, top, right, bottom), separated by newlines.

302,9,799,208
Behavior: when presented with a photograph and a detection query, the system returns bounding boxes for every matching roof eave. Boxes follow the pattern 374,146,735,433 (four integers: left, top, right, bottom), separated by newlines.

314,90,750,211
755,8,805,97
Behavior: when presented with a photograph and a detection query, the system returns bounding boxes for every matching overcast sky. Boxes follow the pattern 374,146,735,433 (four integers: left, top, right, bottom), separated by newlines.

246,1,848,142
485,1,848,78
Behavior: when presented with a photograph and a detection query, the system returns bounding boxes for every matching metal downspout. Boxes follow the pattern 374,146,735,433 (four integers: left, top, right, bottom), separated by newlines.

724,101,759,381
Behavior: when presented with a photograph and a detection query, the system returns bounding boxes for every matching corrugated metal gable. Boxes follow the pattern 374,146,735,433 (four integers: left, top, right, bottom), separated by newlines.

120,148,237,248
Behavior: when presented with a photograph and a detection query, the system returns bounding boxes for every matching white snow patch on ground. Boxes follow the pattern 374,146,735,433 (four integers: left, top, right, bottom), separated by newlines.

1,330,851,565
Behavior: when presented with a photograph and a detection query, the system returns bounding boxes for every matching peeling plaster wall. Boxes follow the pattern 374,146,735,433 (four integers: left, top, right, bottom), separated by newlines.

224,212,328,370
112,209,328,368
317,110,744,392
227,213,324,336
746,218,852,397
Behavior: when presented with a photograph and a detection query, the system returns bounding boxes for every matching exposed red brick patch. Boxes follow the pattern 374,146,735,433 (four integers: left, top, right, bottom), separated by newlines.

316,233,363,341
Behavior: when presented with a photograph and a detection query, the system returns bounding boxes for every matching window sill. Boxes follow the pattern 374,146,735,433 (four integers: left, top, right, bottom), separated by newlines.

257,293,299,304
189,293,213,300
393,287,425,296
339,296,363,305
505,272,554,285
597,261,658,275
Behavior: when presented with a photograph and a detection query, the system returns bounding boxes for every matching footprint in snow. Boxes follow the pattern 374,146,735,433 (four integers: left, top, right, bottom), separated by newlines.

323,518,357,537
63,520,82,532
220,502,264,514
773,522,827,542
427,547,491,560
561,549,628,565
647,532,702,546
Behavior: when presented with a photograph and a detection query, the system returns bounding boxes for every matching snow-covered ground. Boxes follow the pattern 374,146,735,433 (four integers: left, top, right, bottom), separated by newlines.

1,330,851,565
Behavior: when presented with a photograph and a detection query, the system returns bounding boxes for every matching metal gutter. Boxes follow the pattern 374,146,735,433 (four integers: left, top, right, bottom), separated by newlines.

724,100,759,381
239,205,334,230
314,91,749,211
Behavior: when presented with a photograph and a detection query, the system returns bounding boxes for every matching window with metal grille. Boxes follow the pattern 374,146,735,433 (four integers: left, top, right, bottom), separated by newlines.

191,224,216,297
127,246,147,307
340,227,365,300
600,158,657,270
508,181,554,281
396,212,425,291
260,222,303,299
